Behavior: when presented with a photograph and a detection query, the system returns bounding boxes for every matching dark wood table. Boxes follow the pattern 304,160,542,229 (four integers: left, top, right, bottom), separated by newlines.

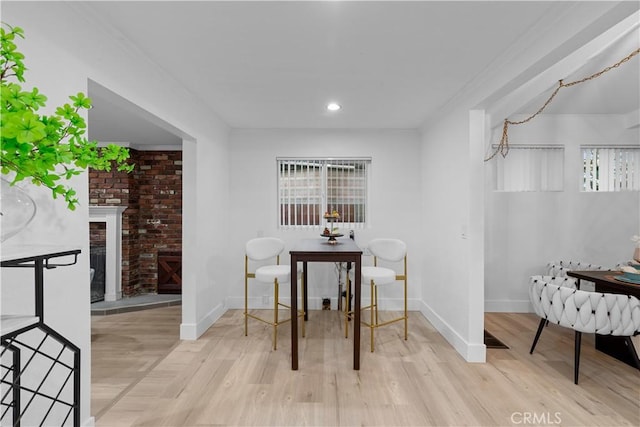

567,270,640,369
290,237,362,370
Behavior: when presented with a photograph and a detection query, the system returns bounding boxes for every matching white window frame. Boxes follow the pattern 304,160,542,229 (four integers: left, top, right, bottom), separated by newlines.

277,157,370,229
492,145,564,192
582,146,640,192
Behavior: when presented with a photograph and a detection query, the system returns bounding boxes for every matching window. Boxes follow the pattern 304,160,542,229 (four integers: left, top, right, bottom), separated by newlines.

277,158,370,228
582,146,640,192
493,146,564,192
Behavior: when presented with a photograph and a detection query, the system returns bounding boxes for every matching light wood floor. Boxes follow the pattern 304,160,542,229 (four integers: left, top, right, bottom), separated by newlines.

92,307,640,426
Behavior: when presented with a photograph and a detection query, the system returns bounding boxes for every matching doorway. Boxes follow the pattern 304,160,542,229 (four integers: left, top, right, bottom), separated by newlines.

87,80,185,299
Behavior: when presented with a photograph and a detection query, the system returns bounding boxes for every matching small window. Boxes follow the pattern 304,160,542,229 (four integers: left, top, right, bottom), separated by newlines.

277,158,370,229
582,146,640,192
493,146,564,192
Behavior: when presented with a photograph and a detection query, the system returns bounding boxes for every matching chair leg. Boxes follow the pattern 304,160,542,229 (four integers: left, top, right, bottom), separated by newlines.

530,318,546,354
273,279,279,351
624,337,640,370
574,331,582,384
244,273,249,337
374,284,379,326
403,278,408,340
370,280,375,353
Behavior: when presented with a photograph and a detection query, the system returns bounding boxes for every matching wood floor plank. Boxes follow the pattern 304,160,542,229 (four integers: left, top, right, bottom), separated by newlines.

92,307,639,426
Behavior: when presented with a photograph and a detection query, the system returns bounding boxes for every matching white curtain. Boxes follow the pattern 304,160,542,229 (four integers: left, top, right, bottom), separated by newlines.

494,146,564,192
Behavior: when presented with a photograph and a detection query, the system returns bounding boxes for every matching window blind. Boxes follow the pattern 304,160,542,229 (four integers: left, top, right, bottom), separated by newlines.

582,146,640,191
277,158,369,229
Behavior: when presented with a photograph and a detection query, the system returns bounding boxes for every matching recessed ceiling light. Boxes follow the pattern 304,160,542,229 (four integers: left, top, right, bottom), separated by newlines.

327,102,341,111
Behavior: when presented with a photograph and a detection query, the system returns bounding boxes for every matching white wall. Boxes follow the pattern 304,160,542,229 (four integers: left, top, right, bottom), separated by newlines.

2,4,231,425
180,125,231,340
485,114,640,312
0,16,94,426
420,109,486,363
227,129,422,311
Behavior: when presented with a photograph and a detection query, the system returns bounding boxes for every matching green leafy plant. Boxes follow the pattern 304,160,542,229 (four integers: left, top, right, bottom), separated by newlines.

1,23,133,210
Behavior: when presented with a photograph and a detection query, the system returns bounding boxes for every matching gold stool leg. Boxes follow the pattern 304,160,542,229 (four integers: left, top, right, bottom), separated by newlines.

374,284,379,326
404,278,408,340
273,279,279,350
244,258,249,337
370,279,375,353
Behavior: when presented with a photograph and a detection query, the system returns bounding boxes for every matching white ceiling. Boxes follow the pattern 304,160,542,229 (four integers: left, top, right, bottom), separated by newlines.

516,22,640,116
9,1,638,147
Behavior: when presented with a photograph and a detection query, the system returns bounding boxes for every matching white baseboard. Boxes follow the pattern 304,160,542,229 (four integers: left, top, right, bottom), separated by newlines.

417,300,486,363
180,302,225,340
83,416,95,427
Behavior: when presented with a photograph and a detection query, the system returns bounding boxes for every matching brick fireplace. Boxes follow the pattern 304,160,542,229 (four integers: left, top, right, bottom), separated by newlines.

89,149,182,297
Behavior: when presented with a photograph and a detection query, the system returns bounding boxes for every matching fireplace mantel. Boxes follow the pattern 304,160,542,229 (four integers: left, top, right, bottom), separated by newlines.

89,206,126,301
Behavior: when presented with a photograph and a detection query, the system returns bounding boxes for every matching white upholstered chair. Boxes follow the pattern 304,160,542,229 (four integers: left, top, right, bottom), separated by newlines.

346,238,407,352
546,261,604,291
529,275,640,384
532,275,578,289
546,260,603,277
244,237,304,350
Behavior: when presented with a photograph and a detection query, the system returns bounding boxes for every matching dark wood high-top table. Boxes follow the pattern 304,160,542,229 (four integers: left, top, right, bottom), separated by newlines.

290,238,362,370
567,270,640,369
